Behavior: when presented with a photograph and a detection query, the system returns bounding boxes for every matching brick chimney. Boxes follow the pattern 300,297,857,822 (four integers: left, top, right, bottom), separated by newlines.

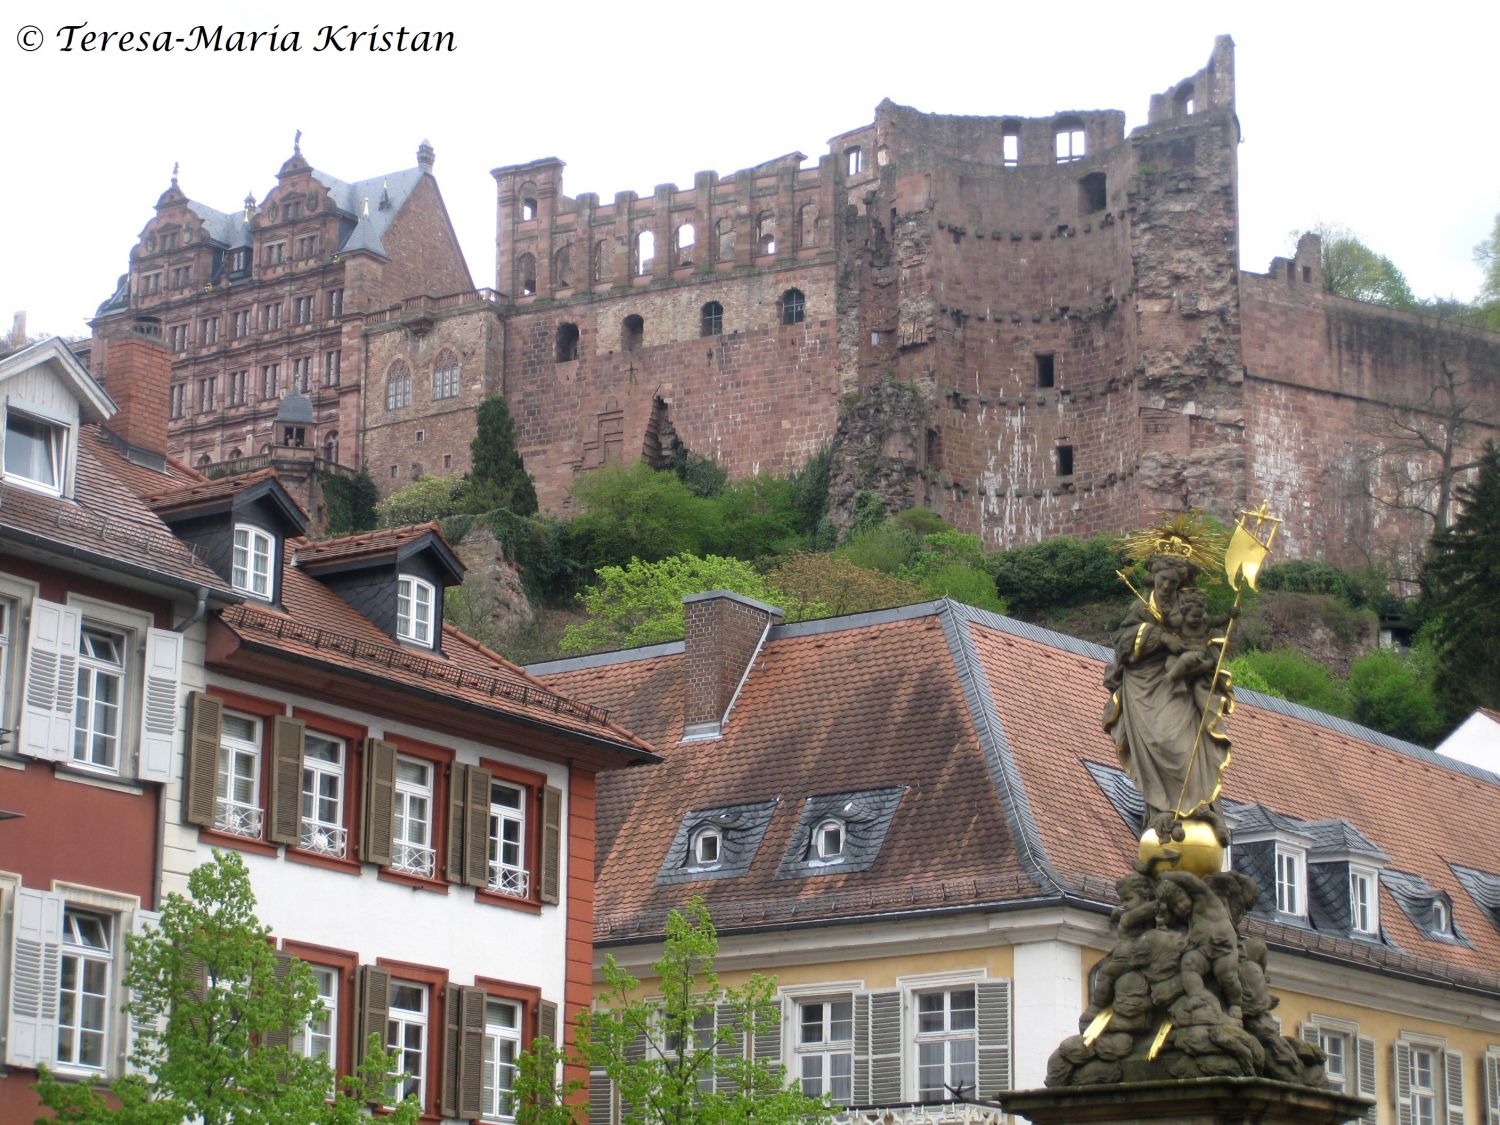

682,591,783,740
97,317,172,455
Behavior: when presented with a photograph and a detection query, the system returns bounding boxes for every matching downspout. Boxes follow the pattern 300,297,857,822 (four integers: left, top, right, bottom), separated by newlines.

172,586,210,633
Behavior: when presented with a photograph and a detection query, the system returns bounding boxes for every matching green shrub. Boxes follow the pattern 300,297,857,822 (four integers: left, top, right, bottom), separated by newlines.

889,507,951,537
838,523,920,575
1347,648,1445,746
321,470,378,536
1258,560,1360,604
568,464,720,573
988,535,1130,618
1228,648,1350,717
376,475,468,527
914,564,1007,614
706,476,804,561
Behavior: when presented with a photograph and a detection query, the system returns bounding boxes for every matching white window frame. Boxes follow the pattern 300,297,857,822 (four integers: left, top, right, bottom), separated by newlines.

795,996,854,1103
1276,845,1306,916
56,906,113,1072
813,818,845,862
691,825,722,867
1411,1043,1439,1125
481,997,522,1121
912,985,978,1102
488,780,528,898
216,710,263,838
72,624,126,773
1431,897,1451,937
296,964,338,1066
1349,866,1379,935
396,577,435,647
300,731,347,857
387,979,428,1108
393,756,435,877
232,524,275,600
0,594,14,737
3,407,68,496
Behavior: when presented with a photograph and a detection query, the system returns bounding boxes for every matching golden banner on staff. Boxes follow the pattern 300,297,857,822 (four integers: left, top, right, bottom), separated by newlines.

1225,502,1282,592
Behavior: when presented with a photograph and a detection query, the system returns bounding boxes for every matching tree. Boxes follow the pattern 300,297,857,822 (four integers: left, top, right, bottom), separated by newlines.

321,469,379,537
572,899,832,1125
1225,648,1350,718
35,850,418,1125
1420,442,1500,724
376,475,468,527
568,464,721,573
560,554,810,655
1314,225,1418,309
1346,648,1445,746
1473,208,1500,331
465,395,538,516
768,552,922,616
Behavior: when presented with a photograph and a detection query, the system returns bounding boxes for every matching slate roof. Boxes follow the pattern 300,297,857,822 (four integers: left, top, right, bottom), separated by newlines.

293,522,456,572
312,166,427,256
531,599,1500,995
140,468,305,519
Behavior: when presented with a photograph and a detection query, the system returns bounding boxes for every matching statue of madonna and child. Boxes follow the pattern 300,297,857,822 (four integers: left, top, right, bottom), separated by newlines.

1042,506,1339,1091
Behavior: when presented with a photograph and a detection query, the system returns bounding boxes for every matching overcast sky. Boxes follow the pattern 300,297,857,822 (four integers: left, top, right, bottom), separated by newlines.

3,1,1495,340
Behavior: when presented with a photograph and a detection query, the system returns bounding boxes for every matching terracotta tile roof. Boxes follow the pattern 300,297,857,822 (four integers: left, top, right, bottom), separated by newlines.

0,427,233,597
141,467,307,519
293,522,446,567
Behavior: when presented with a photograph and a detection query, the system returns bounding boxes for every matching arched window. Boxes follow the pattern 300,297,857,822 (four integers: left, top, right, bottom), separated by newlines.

779,288,805,326
386,360,412,410
228,448,243,461
1054,117,1086,163
690,825,722,867
798,203,818,249
432,351,460,400
716,218,735,261
516,253,536,297
556,322,580,362
756,211,776,256
518,184,538,221
322,432,338,463
553,244,572,288
634,230,654,276
621,315,644,351
1002,121,1022,167
813,818,845,861
591,239,610,283
196,453,212,468
700,302,723,337
675,222,695,268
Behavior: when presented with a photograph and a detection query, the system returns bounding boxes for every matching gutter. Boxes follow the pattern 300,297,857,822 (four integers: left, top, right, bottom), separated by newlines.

173,586,211,633
0,526,238,603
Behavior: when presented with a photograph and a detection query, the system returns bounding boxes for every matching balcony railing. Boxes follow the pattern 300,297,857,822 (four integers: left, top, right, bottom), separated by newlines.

392,841,435,878
488,864,529,898
300,820,347,858
215,800,264,839
834,1102,1006,1125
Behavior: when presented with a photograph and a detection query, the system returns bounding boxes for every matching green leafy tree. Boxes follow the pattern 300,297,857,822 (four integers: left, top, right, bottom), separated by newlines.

560,554,810,654
321,470,379,537
1475,208,1500,305
1347,648,1445,746
987,535,1130,619
1420,442,1500,724
464,396,538,516
1226,648,1350,718
569,465,721,573
836,523,921,575
376,475,468,527
35,850,418,1125
576,899,832,1125
768,552,922,616
1314,225,1418,309
900,531,1006,613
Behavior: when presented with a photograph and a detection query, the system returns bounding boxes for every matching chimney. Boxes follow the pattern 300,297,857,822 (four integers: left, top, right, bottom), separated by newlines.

682,591,783,740
97,317,173,456
9,311,25,348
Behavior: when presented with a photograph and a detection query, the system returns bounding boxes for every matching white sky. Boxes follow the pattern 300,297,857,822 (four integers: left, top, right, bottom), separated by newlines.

3,1,1495,341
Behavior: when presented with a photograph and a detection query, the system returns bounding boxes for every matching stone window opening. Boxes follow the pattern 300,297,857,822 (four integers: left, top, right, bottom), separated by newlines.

701,302,723,338
516,253,536,297
675,222,695,268
1055,444,1074,477
1035,353,1055,388
1079,172,1107,215
1054,118,1086,163
799,203,818,249
386,360,413,411
556,322,580,362
1303,266,1312,283
716,218,735,261
1175,84,1195,116
322,432,337,463
621,314,644,352
876,144,889,167
1002,123,1021,167
591,239,609,283
634,230,654,276
552,244,572,288
756,212,776,257
432,352,460,400
846,146,863,176
779,288,806,326
519,187,538,222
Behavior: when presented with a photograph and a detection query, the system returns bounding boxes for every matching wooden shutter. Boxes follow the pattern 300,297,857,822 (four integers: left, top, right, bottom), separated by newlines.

458,985,486,1118
261,952,296,1051
446,765,470,884
361,739,397,865
464,767,492,888
1483,1053,1500,1125
21,598,79,760
976,979,1012,1099
358,965,391,1067
1448,1049,1467,1125
1397,1042,1415,1125
539,999,559,1045
587,1066,613,1125
268,716,306,845
540,785,563,904
441,983,464,1118
184,693,222,827
1299,1022,1322,1045
6,887,63,1067
138,629,181,782
716,1003,743,1094
1359,1036,1379,1125
751,996,782,1067
854,990,902,1106
124,908,164,1076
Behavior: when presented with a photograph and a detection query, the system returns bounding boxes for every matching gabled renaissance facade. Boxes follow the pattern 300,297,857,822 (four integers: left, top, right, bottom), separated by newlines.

531,593,1500,1125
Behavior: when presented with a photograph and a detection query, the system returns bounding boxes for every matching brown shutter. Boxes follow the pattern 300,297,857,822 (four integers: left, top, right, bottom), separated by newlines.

465,767,493,888
358,965,391,1068
538,999,559,1046
441,983,463,1118
446,764,470,884
268,716,306,845
361,739,397,865
184,693,222,827
262,952,296,1051
540,785,563,904
458,985,487,1118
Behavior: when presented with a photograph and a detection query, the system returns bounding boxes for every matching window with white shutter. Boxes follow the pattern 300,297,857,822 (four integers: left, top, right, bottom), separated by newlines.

21,598,79,760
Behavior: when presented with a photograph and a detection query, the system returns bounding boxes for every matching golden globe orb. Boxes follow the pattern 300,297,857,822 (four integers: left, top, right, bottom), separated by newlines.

1137,819,1224,877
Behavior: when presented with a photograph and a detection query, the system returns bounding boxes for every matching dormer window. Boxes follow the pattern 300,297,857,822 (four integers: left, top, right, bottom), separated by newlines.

397,577,435,646
814,818,845,861
1276,844,1306,916
232,524,274,599
1430,897,1450,937
1349,866,1379,935
692,825,722,867
4,410,65,495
